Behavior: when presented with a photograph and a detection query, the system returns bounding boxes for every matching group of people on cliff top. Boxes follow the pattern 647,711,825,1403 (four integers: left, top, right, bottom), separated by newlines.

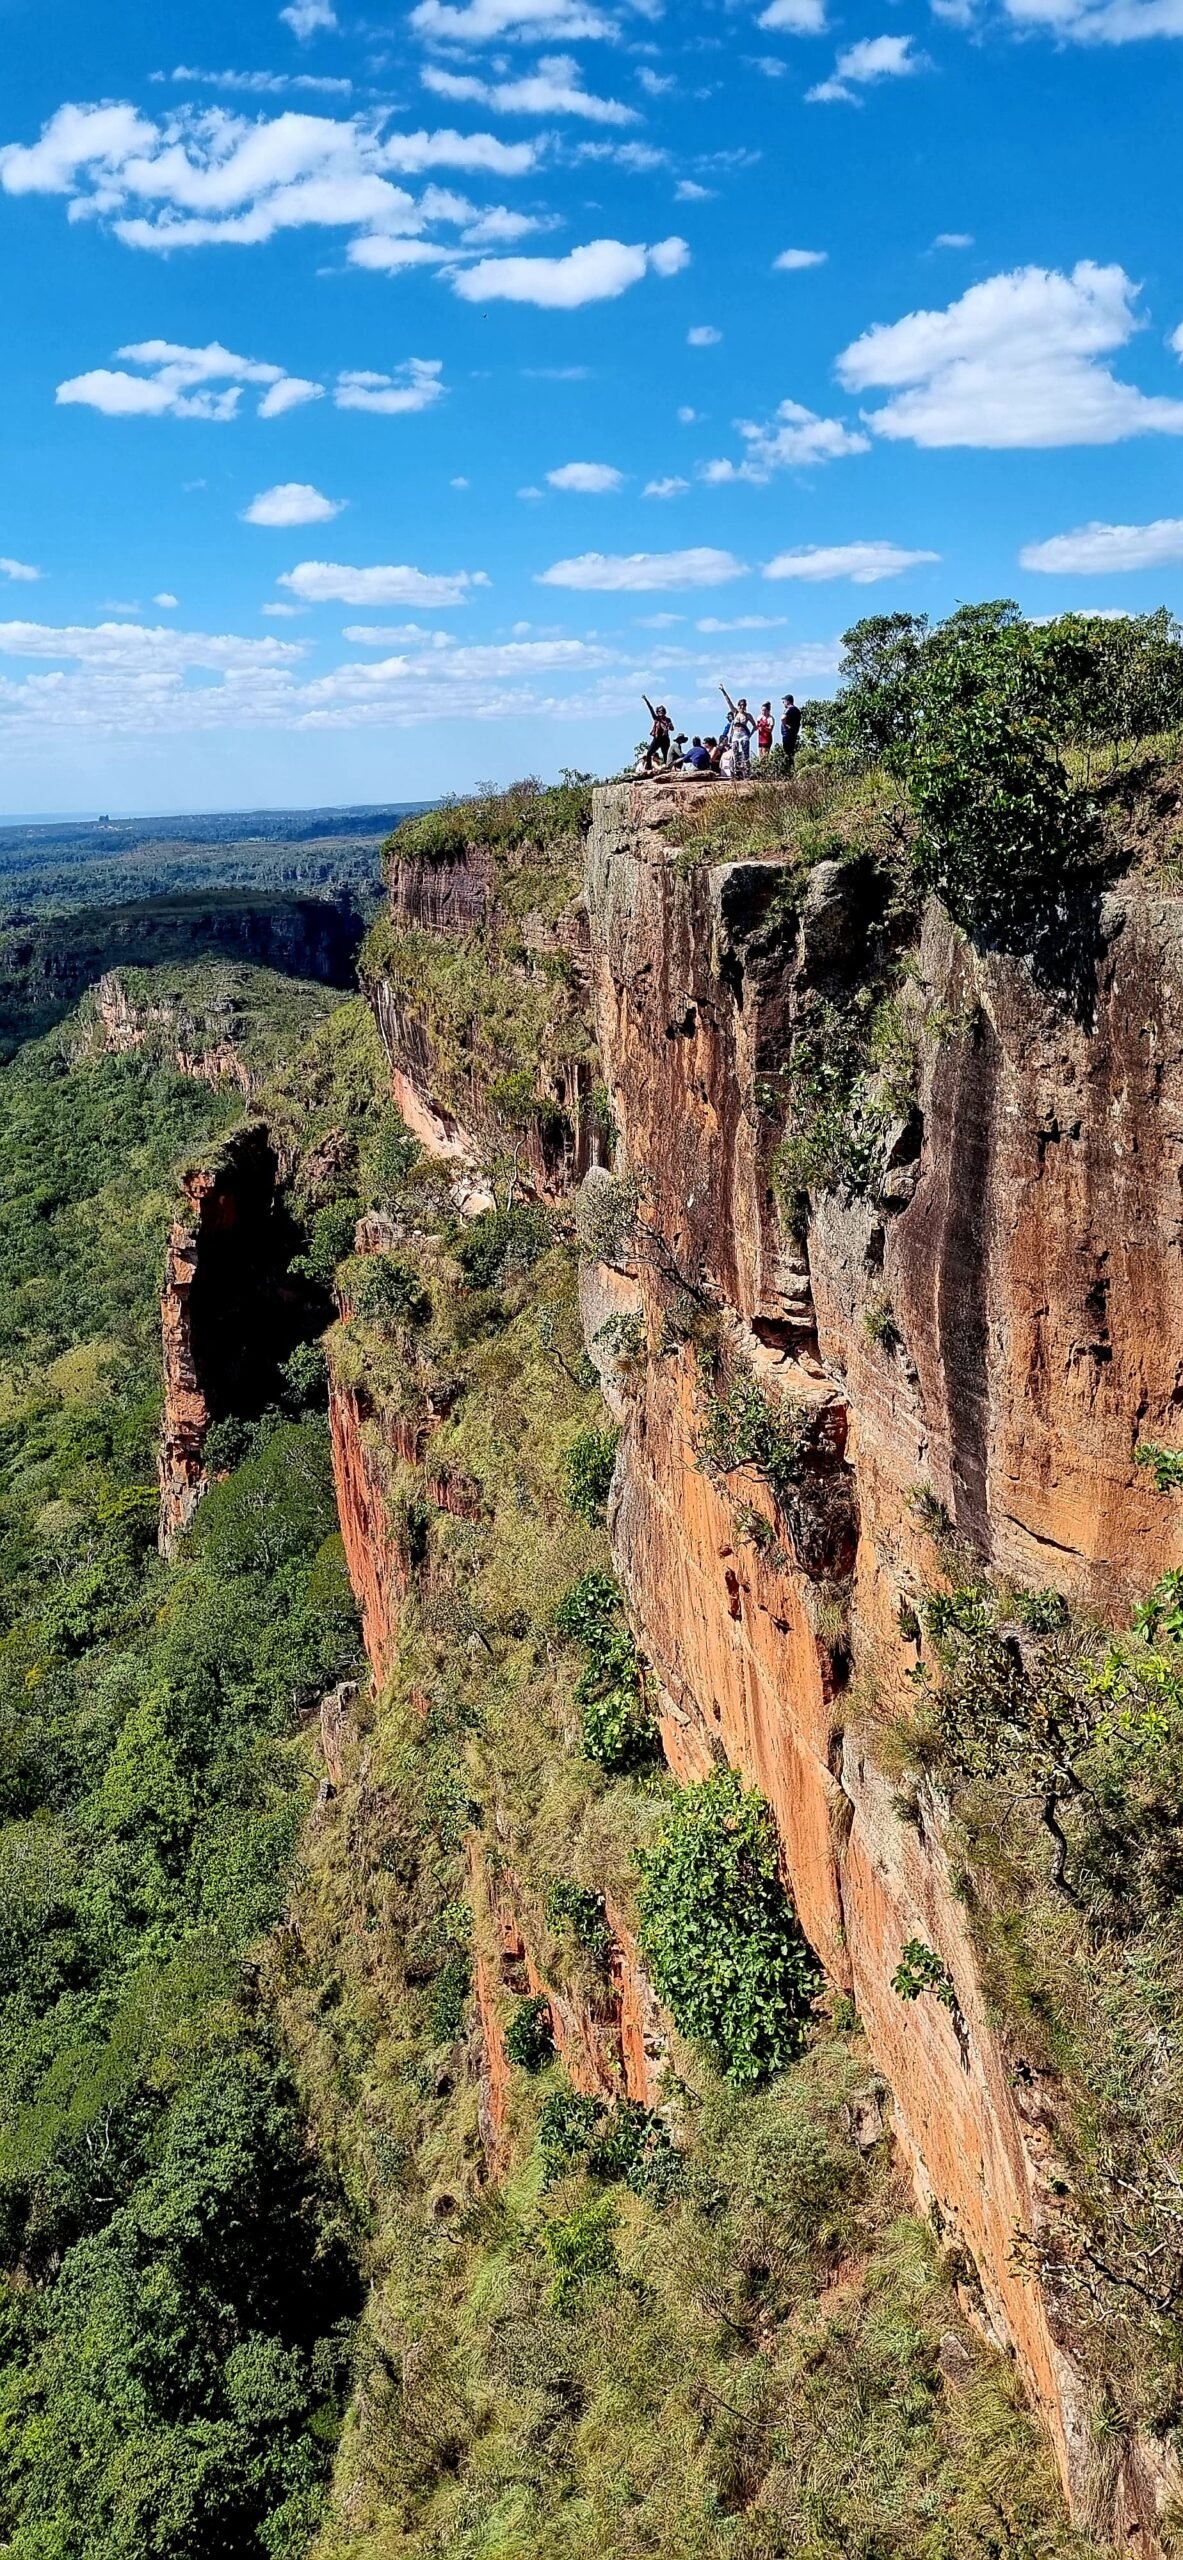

636,686,803,779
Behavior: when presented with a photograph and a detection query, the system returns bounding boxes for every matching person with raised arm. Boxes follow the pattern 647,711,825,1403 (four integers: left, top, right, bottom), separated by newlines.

719,686,754,777
641,695,673,771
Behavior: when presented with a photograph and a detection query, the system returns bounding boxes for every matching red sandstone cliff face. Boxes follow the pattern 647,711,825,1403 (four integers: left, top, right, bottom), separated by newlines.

333,779,1183,2543
468,1836,669,2174
583,783,1183,2541
158,1122,294,1552
159,1170,219,1554
327,1379,406,1692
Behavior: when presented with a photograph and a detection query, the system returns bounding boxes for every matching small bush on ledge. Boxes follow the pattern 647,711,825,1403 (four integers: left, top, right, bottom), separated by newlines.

637,1767,819,2087
555,1571,658,1770
564,1426,620,1525
505,1994,554,2073
697,1359,806,1509
545,1877,612,1962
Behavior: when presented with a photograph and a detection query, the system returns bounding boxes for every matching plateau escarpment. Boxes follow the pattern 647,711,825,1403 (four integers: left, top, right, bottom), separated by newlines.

309,709,1183,2556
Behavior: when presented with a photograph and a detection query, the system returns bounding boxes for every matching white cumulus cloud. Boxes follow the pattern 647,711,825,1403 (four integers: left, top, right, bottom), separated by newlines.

422,55,639,125
334,360,445,411
55,338,325,421
279,1,339,34
999,0,1183,41
763,541,939,584
547,461,625,491
278,561,490,605
759,0,828,29
838,261,1183,447
0,559,40,583
453,235,687,306
1020,517,1183,573
775,247,827,270
259,376,324,415
537,547,747,591
411,0,615,38
688,324,722,346
243,482,345,525
0,101,538,257
703,399,869,482
644,476,689,497
809,33,923,102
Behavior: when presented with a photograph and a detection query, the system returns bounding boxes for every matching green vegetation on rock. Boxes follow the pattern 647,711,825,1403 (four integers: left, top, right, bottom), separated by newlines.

0,993,369,2559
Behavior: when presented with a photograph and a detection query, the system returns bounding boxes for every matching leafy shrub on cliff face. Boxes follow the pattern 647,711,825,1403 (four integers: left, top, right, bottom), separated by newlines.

555,1571,658,1770
563,1427,620,1525
456,1204,553,1292
1135,1439,1183,1491
638,1769,819,2086
697,1361,806,1510
347,1250,432,1333
505,1994,554,2072
538,2083,682,2201
545,1878,612,1961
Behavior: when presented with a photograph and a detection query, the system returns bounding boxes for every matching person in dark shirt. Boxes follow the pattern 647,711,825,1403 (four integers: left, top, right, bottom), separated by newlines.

641,695,673,769
780,694,803,769
681,736,712,771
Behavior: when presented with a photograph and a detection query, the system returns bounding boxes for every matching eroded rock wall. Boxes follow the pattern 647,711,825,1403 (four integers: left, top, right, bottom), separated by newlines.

369,837,597,1205
159,1121,325,1551
82,970,254,1094
584,783,1183,2537
337,779,1183,2540
327,1380,406,1691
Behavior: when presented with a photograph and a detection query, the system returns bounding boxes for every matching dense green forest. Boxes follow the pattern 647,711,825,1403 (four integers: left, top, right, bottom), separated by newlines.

0,805,421,914
0,987,382,2556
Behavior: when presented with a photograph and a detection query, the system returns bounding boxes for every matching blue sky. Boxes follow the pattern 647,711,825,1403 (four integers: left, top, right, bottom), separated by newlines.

1,0,1182,812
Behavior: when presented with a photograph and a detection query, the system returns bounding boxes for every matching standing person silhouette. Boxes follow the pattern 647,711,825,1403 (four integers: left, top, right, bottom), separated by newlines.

641,695,673,769
720,687,754,777
756,701,774,761
780,693,803,771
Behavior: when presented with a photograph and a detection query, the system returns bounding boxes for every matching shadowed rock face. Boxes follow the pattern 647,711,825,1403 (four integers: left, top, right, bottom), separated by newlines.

158,1124,331,1550
329,779,1183,2548
370,836,598,1206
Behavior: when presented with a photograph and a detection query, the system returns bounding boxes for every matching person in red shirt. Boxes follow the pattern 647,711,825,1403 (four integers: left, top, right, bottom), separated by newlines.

756,701,774,760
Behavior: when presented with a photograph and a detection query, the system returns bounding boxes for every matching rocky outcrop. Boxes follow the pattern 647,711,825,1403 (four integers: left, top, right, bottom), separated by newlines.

368,834,599,1205
468,1837,669,2176
83,971,254,1093
159,1167,223,1553
327,1380,406,1690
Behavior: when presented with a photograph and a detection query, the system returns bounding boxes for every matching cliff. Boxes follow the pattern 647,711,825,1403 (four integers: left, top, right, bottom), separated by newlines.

158,1119,332,1549
583,782,1183,2537
317,765,1183,2552
0,886,366,1055
73,964,344,1099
